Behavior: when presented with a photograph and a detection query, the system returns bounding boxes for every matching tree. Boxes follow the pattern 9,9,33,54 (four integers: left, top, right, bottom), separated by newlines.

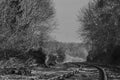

0,0,55,51
78,0,120,62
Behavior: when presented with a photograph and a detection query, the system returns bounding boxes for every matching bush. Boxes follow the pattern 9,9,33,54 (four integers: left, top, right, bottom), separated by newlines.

0,57,32,75
45,53,57,67
110,45,120,65
0,49,31,63
27,48,47,66
0,49,22,60
56,47,66,63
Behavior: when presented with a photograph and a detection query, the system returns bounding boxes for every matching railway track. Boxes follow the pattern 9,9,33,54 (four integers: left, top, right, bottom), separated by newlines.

1,62,120,80
79,62,120,80
49,62,120,80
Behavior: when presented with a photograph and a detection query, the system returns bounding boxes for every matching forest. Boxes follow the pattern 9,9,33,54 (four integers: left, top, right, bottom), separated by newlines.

0,0,120,80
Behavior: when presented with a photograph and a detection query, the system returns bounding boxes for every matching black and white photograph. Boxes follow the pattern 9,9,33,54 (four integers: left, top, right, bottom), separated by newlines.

0,0,119,80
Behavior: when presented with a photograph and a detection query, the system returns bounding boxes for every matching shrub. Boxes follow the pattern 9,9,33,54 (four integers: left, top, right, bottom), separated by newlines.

56,47,66,63
0,57,32,75
45,53,58,67
27,48,47,67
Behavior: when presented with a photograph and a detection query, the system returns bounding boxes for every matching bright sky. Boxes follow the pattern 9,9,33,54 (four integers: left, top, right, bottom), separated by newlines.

52,0,90,43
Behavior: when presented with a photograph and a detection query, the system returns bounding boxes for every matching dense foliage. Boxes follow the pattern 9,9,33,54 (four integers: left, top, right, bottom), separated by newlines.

45,41,88,62
0,0,55,51
78,0,120,64
0,0,55,68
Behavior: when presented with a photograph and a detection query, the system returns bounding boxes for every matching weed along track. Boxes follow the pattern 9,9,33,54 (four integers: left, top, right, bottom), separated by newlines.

1,62,120,80
49,69,80,80
48,63,107,80
47,62,120,80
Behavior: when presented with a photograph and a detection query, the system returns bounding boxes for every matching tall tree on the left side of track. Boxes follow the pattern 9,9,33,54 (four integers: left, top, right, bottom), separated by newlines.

0,0,56,51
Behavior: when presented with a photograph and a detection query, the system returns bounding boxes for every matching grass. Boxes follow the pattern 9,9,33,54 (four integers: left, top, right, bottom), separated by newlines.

0,60,94,80
0,67,93,80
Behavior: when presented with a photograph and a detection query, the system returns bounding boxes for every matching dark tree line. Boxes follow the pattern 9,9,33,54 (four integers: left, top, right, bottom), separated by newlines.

78,0,120,65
